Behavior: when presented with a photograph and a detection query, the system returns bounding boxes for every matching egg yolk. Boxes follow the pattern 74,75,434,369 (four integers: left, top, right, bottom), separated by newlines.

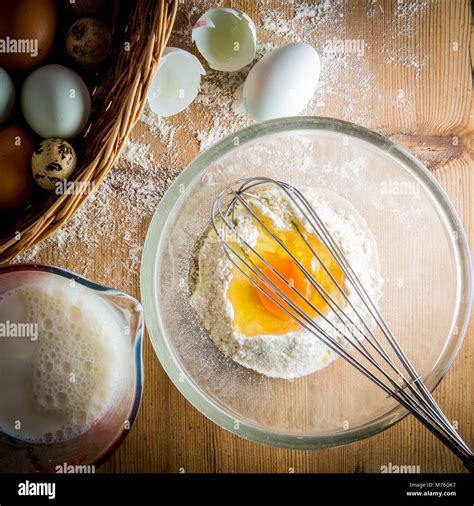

227,226,346,337
257,256,314,319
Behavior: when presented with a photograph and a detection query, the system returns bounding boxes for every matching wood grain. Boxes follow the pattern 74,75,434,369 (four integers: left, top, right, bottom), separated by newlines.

29,0,472,473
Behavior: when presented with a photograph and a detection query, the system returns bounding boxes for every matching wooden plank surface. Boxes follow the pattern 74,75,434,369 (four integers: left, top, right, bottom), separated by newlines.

21,0,472,473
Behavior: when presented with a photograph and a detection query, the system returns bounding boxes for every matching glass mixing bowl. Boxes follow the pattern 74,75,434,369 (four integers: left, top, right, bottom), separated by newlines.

141,117,472,449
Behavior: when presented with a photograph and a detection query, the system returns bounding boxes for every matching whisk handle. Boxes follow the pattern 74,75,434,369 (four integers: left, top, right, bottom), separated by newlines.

463,454,474,473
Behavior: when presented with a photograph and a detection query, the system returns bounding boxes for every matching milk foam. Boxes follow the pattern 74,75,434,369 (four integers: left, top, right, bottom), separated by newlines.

0,275,131,443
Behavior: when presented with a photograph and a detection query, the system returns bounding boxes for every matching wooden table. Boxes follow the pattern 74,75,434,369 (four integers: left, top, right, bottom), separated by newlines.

28,0,472,473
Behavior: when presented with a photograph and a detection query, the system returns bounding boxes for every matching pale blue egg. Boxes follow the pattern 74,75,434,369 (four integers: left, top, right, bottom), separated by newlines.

21,64,91,139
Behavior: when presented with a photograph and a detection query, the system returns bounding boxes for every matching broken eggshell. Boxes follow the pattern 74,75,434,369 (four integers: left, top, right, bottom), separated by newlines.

148,47,205,117
192,8,256,72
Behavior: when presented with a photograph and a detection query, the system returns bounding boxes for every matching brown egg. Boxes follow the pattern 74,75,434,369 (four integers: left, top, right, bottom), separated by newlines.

0,0,57,71
0,125,35,210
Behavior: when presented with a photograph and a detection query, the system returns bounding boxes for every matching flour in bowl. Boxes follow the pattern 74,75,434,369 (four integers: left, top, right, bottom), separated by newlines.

190,186,383,379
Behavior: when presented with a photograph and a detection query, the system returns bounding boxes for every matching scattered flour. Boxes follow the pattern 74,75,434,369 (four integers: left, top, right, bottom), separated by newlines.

119,138,155,166
393,0,429,36
140,105,181,147
190,187,383,379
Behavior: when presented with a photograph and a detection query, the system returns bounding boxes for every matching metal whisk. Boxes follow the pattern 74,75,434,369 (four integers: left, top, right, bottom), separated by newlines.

212,176,473,472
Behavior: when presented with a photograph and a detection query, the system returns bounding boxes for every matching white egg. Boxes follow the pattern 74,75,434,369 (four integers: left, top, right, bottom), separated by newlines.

192,8,256,72
241,43,321,122
148,47,205,117
0,67,15,123
21,64,91,139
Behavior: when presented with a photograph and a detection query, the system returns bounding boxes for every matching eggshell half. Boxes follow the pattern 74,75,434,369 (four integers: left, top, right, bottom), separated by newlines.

148,48,205,117
192,8,256,72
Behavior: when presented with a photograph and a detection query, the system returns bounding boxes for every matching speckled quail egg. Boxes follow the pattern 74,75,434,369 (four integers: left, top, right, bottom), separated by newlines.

66,17,112,66
31,138,77,190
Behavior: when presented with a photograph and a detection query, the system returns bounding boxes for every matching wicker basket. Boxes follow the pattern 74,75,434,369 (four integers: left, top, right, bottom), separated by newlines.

0,0,178,263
